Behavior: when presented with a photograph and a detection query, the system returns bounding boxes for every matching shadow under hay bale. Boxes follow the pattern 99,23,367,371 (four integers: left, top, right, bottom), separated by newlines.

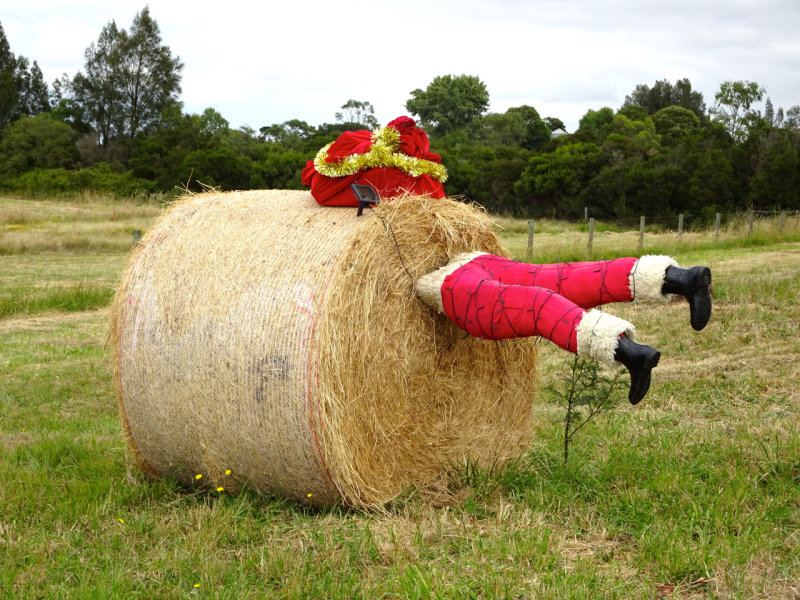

110,190,539,508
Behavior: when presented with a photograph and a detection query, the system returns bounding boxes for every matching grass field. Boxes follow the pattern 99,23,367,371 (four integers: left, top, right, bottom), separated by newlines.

1,194,798,599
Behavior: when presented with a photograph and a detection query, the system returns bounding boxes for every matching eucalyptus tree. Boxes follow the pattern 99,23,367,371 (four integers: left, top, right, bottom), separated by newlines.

0,21,17,129
72,7,183,146
406,74,489,136
14,57,50,116
335,99,378,128
710,80,766,143
0,21,50,130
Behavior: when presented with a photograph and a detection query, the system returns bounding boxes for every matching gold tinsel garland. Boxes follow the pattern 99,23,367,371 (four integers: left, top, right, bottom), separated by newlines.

313,126,448,182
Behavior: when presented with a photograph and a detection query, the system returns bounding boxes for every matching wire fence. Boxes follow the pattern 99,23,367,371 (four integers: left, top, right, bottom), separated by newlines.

521,209,800,259
521,208,800,229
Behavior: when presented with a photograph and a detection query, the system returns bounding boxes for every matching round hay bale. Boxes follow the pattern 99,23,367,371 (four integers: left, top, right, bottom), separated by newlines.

110,190,539,507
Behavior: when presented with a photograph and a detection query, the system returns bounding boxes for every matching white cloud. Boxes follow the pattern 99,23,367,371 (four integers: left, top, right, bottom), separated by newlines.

3,0,800,132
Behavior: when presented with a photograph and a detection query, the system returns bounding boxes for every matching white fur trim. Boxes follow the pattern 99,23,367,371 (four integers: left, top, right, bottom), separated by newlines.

415,251,485,312
576,309,636,368
629,254,678,304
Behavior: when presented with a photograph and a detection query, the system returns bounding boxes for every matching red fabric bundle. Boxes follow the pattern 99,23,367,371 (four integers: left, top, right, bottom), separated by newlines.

301,117,446,206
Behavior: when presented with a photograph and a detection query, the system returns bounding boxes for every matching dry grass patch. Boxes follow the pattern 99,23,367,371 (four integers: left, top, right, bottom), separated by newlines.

0,196,162,254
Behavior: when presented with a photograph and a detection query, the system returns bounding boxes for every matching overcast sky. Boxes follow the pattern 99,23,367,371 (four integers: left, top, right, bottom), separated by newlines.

3,0,800,133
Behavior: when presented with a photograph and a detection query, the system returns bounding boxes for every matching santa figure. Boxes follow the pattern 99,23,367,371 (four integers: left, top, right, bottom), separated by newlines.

302,117,712,405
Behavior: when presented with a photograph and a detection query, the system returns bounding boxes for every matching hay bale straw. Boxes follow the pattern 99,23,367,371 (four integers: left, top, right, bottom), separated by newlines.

110,190,539,507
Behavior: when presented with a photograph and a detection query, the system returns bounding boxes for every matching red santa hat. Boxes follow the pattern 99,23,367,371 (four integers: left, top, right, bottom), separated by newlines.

301,116,447,206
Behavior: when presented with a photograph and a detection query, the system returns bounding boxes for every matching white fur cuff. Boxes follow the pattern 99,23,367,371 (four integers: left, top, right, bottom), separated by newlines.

629,255,678,304
415,251,485,313
576,309,636,368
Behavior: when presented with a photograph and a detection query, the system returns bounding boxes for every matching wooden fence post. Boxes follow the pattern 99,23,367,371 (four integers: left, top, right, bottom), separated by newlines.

748,210,754,236
584,206,588,221
588,218,595,253
638,216,645,251
677,214,684,241
132,230,142,245
780,211,785,235
526,220,534,259
715,213,721,239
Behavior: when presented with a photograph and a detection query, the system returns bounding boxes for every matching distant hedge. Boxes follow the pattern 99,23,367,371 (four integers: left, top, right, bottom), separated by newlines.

2,163,155,197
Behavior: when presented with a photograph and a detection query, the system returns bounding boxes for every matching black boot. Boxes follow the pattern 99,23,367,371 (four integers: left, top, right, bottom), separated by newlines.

614,335,661,405
661,265,712,331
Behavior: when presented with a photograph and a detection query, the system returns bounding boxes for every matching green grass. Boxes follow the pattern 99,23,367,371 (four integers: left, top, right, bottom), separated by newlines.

1,196,798,598
0,282,114,318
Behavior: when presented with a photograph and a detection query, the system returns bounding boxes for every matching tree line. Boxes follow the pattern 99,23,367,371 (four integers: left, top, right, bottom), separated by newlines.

1,9,799,219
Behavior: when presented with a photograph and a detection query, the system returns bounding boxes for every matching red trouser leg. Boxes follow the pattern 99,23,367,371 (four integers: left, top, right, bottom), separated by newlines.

463,254,637,309
441,259,585,352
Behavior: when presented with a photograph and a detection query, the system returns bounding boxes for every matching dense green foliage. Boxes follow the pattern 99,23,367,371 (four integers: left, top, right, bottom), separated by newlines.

406,74,491,136
1,11,799,217
622,77,706,119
